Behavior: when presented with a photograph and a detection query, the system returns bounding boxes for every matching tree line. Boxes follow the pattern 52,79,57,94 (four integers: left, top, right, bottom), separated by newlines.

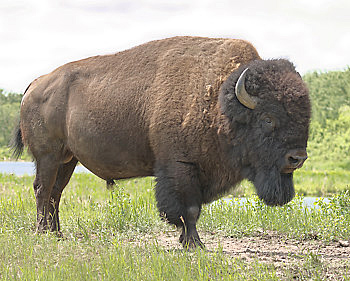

0,89,22,147
305,67,350,170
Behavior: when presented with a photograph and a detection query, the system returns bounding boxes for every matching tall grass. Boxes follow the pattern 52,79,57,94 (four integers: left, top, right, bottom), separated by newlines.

0,173,281,280
0,173,349,280
0,234,280,281
200,192,350,241
1,173,349,241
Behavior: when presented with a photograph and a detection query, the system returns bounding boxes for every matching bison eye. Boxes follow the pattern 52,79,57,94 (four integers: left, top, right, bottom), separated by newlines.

265,117,273,124
262,115,276,131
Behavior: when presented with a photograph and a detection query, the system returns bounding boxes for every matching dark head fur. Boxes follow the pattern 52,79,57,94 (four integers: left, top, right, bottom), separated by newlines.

219,59,311,206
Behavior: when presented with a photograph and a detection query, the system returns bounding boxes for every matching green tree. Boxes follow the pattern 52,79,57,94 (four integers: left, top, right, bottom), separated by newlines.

304,67,350,170
303,67,350,127
0,89,22,147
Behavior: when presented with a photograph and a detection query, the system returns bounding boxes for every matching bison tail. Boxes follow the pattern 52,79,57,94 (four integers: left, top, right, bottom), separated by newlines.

10,83,32,160
10,122,24,160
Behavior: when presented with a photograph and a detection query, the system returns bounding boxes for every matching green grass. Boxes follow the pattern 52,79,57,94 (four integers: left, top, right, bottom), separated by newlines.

200,192,350,241
0,233,281,281
0,146,32,161
0,172,349,280
0,174,280,280
227,169,350,197
294,169,350,196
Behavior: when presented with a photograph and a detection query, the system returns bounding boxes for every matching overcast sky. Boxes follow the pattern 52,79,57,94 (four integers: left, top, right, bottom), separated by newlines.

1,0,349,93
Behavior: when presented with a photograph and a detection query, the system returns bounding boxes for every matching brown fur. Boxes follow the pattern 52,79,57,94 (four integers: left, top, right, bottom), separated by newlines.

15,36,310,248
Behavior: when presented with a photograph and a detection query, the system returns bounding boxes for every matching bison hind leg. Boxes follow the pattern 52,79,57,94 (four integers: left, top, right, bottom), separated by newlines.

106,179,115,190
33,154,60,233
48,157,78,233
33,149,77,234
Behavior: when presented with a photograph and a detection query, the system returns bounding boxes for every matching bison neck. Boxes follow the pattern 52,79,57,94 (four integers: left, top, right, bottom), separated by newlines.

197,121,248,203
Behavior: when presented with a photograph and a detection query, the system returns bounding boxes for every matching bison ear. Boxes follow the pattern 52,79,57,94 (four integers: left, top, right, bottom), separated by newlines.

235,68,258,110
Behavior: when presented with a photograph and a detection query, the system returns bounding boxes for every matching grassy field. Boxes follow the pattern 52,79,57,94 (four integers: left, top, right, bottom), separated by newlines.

2,67,350,280
0,172,349,280
1,66,350,280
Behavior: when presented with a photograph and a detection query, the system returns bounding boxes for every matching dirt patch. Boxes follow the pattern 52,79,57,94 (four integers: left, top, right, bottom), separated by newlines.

134,229,350,279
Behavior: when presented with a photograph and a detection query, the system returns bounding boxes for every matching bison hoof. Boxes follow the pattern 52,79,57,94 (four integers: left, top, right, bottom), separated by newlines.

54,231,64,239
179,233,205,249
35,223,49,234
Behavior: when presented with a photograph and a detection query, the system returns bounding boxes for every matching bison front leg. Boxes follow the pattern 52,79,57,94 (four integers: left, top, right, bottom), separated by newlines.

155,162,204,249
178,206,204,249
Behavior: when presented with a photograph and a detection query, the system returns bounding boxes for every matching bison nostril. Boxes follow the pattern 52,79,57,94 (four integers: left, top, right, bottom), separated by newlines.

288,156,299,165
287,154,308,166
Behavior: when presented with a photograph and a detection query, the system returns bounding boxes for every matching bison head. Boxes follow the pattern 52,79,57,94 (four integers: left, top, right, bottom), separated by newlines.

219,59,311,206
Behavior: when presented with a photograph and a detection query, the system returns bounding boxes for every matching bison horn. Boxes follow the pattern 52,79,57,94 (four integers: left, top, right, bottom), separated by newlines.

235,68,258,109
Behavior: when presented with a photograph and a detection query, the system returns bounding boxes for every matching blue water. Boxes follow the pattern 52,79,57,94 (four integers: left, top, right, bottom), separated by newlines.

221,197,330,209
0,161,90,176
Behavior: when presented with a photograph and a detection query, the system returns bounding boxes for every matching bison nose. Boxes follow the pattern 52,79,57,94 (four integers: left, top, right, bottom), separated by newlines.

285,150,308,169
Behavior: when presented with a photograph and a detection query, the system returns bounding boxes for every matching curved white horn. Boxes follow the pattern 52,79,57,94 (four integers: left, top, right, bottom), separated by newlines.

235,68,258,109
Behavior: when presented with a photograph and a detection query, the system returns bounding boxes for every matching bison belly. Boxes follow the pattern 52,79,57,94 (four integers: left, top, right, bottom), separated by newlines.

65,103,155,180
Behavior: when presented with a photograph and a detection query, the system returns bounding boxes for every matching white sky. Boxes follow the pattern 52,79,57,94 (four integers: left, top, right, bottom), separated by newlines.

1,0,349,93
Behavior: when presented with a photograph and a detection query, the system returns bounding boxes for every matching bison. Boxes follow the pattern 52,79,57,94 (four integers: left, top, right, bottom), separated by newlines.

12,36,311,248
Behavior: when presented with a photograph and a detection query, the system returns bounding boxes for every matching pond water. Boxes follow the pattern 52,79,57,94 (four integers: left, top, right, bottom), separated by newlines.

0,162,329,208
0,161,90,176
221,196,330,209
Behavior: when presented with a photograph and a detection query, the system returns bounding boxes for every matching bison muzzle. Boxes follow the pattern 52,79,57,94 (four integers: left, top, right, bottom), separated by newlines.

12,36,311,248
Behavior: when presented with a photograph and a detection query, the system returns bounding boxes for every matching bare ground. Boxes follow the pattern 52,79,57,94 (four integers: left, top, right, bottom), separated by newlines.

130,229,350,279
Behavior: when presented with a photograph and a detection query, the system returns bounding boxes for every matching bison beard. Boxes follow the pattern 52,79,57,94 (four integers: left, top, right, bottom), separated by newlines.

253,170,295,206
